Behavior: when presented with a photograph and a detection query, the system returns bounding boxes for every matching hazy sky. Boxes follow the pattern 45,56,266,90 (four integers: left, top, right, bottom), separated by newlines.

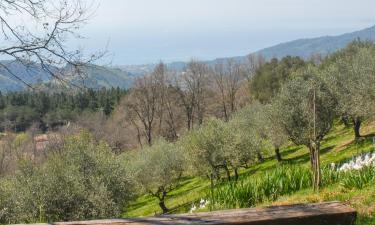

74,0,375,65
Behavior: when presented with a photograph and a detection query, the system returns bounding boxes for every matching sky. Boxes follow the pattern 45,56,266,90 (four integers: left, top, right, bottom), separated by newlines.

73,0,375,65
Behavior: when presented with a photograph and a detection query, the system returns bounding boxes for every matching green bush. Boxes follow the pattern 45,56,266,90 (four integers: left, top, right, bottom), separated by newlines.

127,139,186,213
0,132,135,224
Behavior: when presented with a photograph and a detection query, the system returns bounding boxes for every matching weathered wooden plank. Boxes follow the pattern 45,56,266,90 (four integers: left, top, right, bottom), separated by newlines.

17,201,356,225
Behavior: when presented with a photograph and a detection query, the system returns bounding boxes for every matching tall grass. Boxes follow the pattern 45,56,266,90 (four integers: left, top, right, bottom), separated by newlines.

211,165,313,209
337,151,375,189
340,166,375,189
211,159,375,209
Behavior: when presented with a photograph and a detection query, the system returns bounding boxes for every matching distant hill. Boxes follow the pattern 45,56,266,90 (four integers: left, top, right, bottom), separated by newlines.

1,25,375,91
119,25,375,75
68,64,133,89
0,61,133,92
0,74,24,92
254,25,375,59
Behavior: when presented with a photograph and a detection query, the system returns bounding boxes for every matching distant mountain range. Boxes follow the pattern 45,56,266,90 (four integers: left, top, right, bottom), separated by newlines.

0,61,133,92
1,25,375,92
120,25,375,75
253,25,375,59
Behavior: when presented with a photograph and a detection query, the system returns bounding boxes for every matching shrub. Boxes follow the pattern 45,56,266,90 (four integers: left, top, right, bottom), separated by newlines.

0,131,135,224
127,139,185,214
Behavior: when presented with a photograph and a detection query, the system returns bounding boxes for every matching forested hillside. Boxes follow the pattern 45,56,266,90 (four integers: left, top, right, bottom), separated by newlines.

0,88,126,132
0,61,133,92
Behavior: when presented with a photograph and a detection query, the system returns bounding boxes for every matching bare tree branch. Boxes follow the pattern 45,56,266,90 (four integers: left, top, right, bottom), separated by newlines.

0,0,102,88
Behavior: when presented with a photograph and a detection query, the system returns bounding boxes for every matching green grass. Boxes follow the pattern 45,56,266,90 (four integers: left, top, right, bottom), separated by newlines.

123,121,375,225
123,177,209,217
212,165,313,209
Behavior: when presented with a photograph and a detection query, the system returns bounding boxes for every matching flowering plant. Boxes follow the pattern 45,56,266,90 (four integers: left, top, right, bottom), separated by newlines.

337,152,375,172
189,199,210,213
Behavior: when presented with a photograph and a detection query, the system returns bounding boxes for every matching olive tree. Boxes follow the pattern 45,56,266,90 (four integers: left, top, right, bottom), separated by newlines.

0,131,135,224
129,139,185,214
227,114,262,179
238,102,288,162
261,104,289,162
323,44,375,139
182,118,231,181
273,66,337,190
234,103,273,162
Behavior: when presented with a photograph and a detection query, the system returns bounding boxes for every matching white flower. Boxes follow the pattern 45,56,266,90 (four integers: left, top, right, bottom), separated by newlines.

199,199,209,209
189,204,197,213
337,152,375,172
189,199,211,213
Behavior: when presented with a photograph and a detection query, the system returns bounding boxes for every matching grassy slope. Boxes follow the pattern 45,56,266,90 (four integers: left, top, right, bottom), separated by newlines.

123,121,375,224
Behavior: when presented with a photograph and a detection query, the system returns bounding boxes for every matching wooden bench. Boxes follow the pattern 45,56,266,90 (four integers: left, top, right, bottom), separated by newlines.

21,201,356,225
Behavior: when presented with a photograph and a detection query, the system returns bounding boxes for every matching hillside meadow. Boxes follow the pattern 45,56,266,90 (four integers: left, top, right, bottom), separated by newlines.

124,121,375,225
1,42,375,225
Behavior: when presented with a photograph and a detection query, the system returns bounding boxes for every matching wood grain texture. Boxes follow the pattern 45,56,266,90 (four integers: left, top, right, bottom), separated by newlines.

17,201,357,225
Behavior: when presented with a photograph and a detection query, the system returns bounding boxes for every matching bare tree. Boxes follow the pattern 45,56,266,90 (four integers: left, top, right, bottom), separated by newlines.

162,79,184,141
125,76,158,146
113,103,144,149
0,0,100,87
175,60,209,130
174,73,195,131
245,54,265,81
153,63,167,136
212,60,245,121
148,63,182,142
123,64,172,146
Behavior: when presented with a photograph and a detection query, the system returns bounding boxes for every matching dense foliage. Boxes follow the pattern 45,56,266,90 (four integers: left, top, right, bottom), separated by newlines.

322,41,375,138
0,88,126,132
0,132,134,224
127,139,185,213
250,56,306,103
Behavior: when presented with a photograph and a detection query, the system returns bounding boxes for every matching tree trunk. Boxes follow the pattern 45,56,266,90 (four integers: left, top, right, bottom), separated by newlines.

275,147,282,162
353,117,361,140
341,115,350,127
158,191,169,214
234,168,239,181
136,126,142,148
257,152,264,162
210,173,214,211
224,165,231,182
187,112,193,131
309,141,321,191
147,124,152,146
223,105,229,122
159,200,168,214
